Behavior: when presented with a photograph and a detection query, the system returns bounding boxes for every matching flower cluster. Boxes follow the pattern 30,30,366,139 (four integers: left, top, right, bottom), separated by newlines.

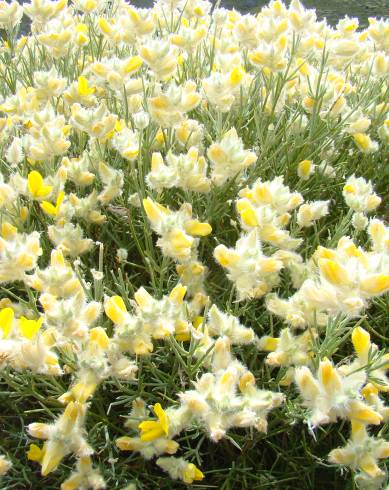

267,233,389,328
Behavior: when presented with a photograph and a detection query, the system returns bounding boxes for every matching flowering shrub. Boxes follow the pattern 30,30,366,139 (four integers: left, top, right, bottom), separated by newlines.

0,0,388,488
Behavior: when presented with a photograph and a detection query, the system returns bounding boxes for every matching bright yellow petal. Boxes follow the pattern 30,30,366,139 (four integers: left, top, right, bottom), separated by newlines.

318,359,342,392
183,463,204,483
169,284,187,304
0,307,14,338
143,198,170,225
359,456,382,478
41,444,65,476
259,336,279,351
98,18,111,35
123,55,143,74
78,76,95,96
1,222,17,239
105,296,127,324
40,201,57,216
239,371,255,392
229,66,244,86
19,316,43,340
28,171,43,197
193,465,204,481
154,403,168,435
138,421,165,442
70,382,97,403
254,185,272,203
318,259,350,286
170,230,193,252
348,401,382,425
89,327,109,350
298,160,313,178
360,275,389,295
138,420,158,431
184,220,212,236
56,191,65,208
351,327,370,359
240,208,258,227
27,444,44,463
214,245,239,267
27,170,53,197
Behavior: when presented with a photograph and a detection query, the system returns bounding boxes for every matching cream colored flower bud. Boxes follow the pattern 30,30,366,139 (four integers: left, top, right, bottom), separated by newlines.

28,422,51,439
351,212,368,230
0,455,11,475
5,137,24,165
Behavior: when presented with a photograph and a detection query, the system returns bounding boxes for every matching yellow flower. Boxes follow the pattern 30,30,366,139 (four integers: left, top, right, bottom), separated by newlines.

98,18,112,35
353,133,377,153
214,245,239,267
89,327,109,350
40,191,65,216
28,171,53,198
157,456,204,484
347,400,382,425
77,76,95,97
360,274,389,295
297,160,314,180
318,358,342,392
133,287,152,309
68,382,97,403
138,403,169,442
329,421,389,476
1,222,17,239
19,316,43,340
0,307,14,338
343,183,355,194
318,259,350,286
236,200,258,227
352,327,370,360
76,29,89,46
296,57,309,76
168,229,193,258
142,197,170,226
174,320,191,342
27,443,45,463
258,336,279,351
182,463,204,484
184,220,212,237
168,284,187,304
20,206,29,222
123,55,143,74
104,295,127,325
83,0,96,11
41,441,67,476
229,66,245,87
